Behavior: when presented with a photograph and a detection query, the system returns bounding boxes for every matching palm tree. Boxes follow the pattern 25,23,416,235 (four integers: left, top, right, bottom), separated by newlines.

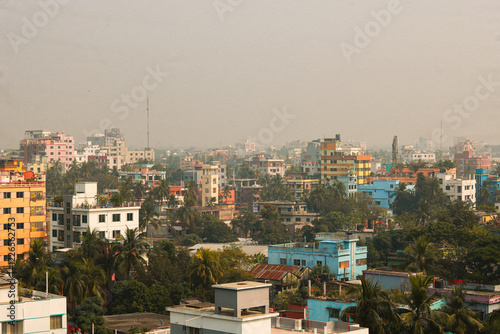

133,181,147,202
186,180,199,204
221,184,232,204
16,239,52,288
79,227,104,259
442,286,483,334
404,236,438,274
79,258,107,301
341,277,398,334
176,199,199,236
484,310,500,334
62,260,86,308
189,248,223,300
166,194,178,208
119,178,134,202
115,228,149,279
139,198,161,231
153,179,170,205
97,241,120,291
400,274,448,334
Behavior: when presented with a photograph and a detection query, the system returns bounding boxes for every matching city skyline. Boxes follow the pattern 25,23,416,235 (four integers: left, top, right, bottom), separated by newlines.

2,0,500,149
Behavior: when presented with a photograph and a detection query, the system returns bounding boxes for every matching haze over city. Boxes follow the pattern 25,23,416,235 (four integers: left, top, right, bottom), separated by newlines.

2,0,500,149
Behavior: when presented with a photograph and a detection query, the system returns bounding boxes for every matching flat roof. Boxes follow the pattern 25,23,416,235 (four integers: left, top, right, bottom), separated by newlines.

213,281,272,291
104,312,169,332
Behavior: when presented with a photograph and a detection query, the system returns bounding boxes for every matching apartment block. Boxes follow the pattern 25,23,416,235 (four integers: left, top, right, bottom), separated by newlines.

246,155,285,176
437,169,476,204
20,131,75,171
201,165,219,206
0,164,47,268
125,148,155,164
48,182,139,251
268,234,367,281
0,275,67,333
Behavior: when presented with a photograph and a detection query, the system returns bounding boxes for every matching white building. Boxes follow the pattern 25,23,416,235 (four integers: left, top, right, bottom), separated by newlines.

168,281,367,334
402,152,436,163
437,170,476,204
0,275,67,334
246,155,285,176
202,165,219,207
74,142,102,163
48,182,140,251
301,161,320,176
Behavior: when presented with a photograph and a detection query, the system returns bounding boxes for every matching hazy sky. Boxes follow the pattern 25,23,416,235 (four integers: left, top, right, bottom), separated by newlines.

1,0,500,150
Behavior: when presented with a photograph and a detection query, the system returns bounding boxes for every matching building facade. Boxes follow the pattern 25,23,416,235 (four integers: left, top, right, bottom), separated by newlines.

358,179,400,209
437,170,476,204
0,164,47,268
48,182,139,251
268,236,367,281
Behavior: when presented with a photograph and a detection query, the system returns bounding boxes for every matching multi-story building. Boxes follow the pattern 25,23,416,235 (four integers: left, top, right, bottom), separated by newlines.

268,234,367,281
183,167,203,186
20,131,75,171
47,182,139,251
0,162,47,268
301,139,321,163
437,169,476,204
124,148,155,164
25,155,50,174
246,155,285,176
358,179,400,209
0,275,67,333
337,173,358,197
74,142,102,163
402,151,436,163
101,128,127,159
244,139,256,152
452,137,491,178
87,154,123,170
254,201,319,230
320,137,371,185
284,178,319,202
201,165,219,207
301,161,320,176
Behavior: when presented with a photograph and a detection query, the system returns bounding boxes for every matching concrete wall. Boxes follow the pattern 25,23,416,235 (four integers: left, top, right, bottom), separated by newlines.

307,299,356,322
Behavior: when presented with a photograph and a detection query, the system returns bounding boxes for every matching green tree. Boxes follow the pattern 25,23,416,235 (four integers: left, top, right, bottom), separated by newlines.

74,296,112,334
139,198,161,232
404,236,438,274
341,277,398,334
153,179,170,205
400,275,448,334
441,286,483,334
189,248,223,301
115,228,149,279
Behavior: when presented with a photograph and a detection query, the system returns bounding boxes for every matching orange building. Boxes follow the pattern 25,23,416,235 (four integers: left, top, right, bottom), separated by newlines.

0,165,47,268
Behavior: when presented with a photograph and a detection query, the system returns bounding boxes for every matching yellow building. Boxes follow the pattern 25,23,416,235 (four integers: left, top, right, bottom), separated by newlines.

320,138,372,185
0,169,46,268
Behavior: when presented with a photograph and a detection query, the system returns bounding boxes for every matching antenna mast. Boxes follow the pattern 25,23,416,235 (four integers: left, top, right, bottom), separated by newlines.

147,97,150,149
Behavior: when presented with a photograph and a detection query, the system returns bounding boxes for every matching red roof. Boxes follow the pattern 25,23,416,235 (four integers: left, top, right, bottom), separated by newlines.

250,264,305,281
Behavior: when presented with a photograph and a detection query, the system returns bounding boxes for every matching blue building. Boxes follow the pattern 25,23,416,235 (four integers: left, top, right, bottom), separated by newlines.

307,298,356,322
268,236,367,281
475,168,500,203
357,179,400,209
337,173,358,197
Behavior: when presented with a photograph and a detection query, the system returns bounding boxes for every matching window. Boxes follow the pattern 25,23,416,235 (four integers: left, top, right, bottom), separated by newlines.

3,240,10,246
280,258,287,265
294,259,300,266
99,214,106,223
4,192,11,199
3,208,11,214
16,223,24,229
295,218,300,222
301,260,306,266
17,254,24,260
127,213,133,221
16,192,24,198
317,261,322,266
445,186,451,191
16,207,24,214
356,258,367,266
339,261,349,269
82,215,88,224
50,315,63,329
52,230,58,237
112,230,121,238
328,308,341,319
52,213,57,221
17,239,24,245
112,214,120,222
3,255,10,262
3,224,10,230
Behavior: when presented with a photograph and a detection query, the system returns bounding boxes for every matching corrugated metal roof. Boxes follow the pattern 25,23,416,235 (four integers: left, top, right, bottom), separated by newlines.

250,264,305,281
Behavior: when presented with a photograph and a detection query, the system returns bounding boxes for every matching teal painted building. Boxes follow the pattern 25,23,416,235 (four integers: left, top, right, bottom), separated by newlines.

307,298,356,322
268,237,367,281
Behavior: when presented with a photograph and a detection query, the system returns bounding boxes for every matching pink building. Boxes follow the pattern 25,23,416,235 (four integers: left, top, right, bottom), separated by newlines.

44,133,75,171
